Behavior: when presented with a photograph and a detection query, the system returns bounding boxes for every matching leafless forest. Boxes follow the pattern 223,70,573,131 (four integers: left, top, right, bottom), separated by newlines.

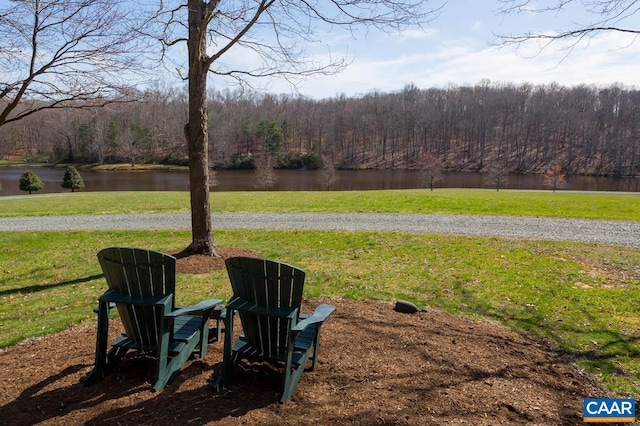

1,81,638,177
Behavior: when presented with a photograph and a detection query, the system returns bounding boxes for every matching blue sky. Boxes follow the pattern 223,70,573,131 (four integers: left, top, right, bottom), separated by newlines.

211,0,640,99
5,0,637,100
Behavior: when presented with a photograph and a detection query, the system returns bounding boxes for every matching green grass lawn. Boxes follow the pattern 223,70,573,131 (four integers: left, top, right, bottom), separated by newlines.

0,190,638,398
0,189,639,220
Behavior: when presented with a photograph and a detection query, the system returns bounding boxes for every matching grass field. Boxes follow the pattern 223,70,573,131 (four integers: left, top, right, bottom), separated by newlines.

1,189,639,220
0,189,638,397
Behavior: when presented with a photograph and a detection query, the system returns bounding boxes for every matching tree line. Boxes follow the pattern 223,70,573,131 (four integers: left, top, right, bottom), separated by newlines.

1,80,638,177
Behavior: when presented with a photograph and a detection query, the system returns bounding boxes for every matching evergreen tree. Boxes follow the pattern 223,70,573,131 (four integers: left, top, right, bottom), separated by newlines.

62,165,85,192
19,171,44,194
257,120,284,157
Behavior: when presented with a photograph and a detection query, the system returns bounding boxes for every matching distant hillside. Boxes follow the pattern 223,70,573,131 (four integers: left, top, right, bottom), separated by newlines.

1,82,638,177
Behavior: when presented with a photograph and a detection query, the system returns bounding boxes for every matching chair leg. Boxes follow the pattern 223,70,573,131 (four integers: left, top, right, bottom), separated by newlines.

83,300,111,386
280,351,312,403
214,310,235,391
106,346,129,369
214,308,226,342
310,324,323,371
153,333,200,391
197,308,216,359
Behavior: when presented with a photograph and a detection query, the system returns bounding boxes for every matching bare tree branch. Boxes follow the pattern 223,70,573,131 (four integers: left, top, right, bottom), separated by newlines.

496,0,640,50
0,0,154,127
154,0,444,91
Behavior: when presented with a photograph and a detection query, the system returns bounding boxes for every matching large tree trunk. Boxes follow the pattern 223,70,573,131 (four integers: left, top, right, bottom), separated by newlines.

183,0,217,256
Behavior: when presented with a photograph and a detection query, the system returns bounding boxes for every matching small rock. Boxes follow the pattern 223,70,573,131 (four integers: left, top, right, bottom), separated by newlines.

394,300,418,313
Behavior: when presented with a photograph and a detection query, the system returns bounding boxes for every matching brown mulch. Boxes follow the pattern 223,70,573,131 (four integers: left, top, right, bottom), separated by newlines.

0,249,610,425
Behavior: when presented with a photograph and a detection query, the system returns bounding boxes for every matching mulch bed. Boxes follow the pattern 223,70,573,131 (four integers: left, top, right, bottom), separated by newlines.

0,249,611,425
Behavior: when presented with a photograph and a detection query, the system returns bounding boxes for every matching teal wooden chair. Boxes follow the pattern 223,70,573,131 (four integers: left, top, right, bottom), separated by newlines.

214,256,335,403
83,247,222,391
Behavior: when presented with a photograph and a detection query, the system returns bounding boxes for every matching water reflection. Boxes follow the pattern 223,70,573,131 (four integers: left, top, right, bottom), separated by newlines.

0,166,638,196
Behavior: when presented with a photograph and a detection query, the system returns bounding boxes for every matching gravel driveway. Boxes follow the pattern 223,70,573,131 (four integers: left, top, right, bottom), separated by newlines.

2,213,640,248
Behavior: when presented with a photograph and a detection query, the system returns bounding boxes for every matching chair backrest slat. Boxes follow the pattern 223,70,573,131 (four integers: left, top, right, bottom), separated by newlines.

225,257,306,359
97,247,177,347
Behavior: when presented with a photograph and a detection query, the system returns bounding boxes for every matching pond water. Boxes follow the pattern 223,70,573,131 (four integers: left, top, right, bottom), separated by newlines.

0,167,638,196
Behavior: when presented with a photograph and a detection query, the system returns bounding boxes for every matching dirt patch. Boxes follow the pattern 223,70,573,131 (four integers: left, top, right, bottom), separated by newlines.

0,250,610,425
172,247,259,274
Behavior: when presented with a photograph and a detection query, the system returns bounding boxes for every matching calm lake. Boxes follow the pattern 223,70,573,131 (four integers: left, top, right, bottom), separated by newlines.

0,167,638,196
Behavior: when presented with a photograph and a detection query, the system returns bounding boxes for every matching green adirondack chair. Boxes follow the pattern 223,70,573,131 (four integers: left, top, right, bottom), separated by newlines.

214,256,336,403
83,247,222,391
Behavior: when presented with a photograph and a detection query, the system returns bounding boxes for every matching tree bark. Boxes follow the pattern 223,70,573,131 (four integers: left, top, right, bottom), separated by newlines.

183,0,217,256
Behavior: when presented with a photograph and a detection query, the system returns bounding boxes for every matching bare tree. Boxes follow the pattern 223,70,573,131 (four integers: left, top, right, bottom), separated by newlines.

318,154,339,190
418,151,444,191
154,0,443,256
209,169,219,188
485,161,510,191
253,155,278,189
0,0,151,128
497,1,640,52
543,163,567,192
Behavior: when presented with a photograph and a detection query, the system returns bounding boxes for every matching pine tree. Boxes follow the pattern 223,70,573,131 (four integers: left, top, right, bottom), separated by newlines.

62,165,85,192
19,171,44,194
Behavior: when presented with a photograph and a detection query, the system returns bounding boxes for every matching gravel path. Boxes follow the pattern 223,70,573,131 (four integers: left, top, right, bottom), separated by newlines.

1,213,640,248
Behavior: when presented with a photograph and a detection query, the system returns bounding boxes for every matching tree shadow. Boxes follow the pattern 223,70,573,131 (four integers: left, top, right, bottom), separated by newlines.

0,355,278,426
0,362,142,425
324,308,591,424
453,284,640,396
0,274,103,297
86,360,282,425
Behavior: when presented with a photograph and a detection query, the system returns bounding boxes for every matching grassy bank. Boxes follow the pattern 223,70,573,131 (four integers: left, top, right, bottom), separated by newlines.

0,190,638,398
0,189,639,220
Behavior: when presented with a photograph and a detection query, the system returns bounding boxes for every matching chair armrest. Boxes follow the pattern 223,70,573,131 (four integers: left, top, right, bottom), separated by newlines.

291,304,336,333
93,302,116,314
98,289,172,307
226,297,298,319
169,298,223,318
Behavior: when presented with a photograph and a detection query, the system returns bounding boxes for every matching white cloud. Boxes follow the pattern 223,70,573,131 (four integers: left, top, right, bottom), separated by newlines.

192,1,640,99
395,28,439,40
281,28,640,98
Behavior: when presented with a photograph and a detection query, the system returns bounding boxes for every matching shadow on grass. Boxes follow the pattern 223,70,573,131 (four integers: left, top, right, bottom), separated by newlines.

454,286,640,396
0,274,103,297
